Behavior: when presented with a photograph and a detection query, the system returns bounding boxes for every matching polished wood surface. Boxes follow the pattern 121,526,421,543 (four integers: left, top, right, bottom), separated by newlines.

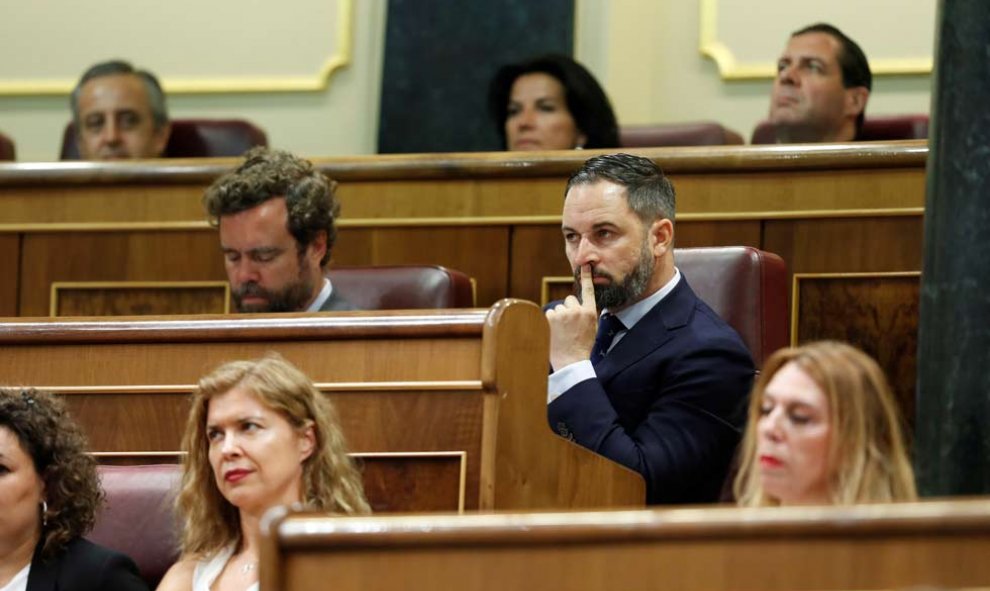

794,273,920,428
0,143,926,435
0,301,645,511
261,499,990,591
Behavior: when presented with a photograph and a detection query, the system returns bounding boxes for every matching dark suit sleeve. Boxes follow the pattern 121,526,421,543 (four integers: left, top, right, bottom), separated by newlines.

91,550,150,591
548,331,753,504
51,539,151,591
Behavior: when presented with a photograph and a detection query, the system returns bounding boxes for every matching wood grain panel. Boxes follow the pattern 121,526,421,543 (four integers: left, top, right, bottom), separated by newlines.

53,283,228,316
793,273,920,431
359,454,465,513
19,230,225,316
763,217,924,275
0,306,645,512
334,227,508,306
0,234,18,316
265,500,990,591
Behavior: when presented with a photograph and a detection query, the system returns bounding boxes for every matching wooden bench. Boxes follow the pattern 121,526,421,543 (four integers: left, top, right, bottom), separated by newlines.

0,300,643,512
259,499,990,591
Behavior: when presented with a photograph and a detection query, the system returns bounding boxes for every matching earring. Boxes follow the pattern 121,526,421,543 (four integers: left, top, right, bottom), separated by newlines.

40,500,48,528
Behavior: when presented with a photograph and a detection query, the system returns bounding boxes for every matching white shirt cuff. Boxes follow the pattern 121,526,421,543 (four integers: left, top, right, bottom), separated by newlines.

547,360,596,404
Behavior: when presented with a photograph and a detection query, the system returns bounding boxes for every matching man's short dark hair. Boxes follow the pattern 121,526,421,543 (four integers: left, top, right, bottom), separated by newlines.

489,54,620,150
203,147,340,267
70,59,169,131
792,23,872,135
565,153,676,223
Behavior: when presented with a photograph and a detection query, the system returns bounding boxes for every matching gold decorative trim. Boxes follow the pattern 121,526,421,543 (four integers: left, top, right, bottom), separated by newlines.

50,280,231,316
0,1,352,96
789,271,922,345
541,276,573,307
0,207,926,235
46,380,485,395
699,0,932,79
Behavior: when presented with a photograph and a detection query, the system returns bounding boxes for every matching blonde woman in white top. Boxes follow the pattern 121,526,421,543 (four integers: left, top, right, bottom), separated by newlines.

157,354,368,591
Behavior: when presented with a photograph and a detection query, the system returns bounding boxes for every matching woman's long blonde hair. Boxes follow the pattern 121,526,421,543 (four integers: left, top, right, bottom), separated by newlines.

176,353,369,556
734,341,917,506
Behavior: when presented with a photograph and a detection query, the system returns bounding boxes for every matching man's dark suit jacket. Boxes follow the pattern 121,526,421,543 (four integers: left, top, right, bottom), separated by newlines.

26,538,149,591
548,277,755,505
318,288,356,311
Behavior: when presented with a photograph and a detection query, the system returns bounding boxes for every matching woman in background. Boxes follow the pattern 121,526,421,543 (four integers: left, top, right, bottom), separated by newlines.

0,388,148,591
489,54,619,151
157,353,368,591
734,341,917,506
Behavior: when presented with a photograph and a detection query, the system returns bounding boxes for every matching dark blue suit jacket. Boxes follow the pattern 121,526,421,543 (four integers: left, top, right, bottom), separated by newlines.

548,277,754,504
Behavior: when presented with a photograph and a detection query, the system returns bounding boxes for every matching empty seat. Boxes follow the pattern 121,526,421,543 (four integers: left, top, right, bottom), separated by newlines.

620,122,744,147
0,131,15,161
328,265,475,309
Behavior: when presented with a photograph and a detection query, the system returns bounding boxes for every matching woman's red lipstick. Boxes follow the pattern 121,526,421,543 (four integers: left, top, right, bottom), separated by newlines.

759,455,783,468
224,469,251,483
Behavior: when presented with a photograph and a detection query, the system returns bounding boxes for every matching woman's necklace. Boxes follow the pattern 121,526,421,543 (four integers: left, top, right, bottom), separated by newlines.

241,561,257,575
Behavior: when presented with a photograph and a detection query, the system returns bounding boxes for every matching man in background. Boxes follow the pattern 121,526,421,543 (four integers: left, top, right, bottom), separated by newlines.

70,60,171,159
203,147,355,313
768,23,871,143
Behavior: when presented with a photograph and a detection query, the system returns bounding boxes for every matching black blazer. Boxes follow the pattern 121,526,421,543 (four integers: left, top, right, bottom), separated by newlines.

548,278,755,505
26,538,149,591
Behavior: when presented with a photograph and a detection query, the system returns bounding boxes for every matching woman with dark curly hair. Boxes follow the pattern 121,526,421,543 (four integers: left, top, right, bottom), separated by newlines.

157,353,368,591
0,388,148,591
489,54,619,151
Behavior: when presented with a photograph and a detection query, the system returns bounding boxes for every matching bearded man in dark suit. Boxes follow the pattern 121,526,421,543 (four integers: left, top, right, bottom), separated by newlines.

545,153,754,504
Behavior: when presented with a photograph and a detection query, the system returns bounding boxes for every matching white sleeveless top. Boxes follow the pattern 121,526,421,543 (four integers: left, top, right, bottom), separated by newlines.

191,546,259,591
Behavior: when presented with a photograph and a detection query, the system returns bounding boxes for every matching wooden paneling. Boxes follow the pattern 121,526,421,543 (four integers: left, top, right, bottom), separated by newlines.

19,231,226,316
359,454,465,513
0,304,645,511
262,500,990,591
335,227,509,306
0,234,18,316
793,273,920,429
52,282,228,316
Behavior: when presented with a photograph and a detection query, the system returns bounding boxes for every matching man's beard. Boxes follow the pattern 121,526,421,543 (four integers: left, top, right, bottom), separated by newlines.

232,272,317,313
575,242,654,311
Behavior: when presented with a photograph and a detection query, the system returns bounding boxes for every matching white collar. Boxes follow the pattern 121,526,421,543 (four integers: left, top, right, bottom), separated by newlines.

305,278,333,312
607,267,681,330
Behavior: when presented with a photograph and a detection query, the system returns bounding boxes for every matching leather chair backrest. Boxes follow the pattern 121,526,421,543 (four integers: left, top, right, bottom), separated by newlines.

750,114,930,144
0,131,15,161
328,265,475,309
91,464,181,588
60,118,268,159
675,246,788,367
620,122,744,148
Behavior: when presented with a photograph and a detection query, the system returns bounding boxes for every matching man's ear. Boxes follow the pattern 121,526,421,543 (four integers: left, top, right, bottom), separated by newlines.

308,230,328,266
150,122,172,158
650,218,674,257
845,87,869,118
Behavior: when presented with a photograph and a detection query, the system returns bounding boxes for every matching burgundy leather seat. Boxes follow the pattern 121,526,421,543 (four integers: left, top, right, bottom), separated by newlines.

0,131,15,161
750,114,929,144
675,246,788,367
60,118,268,159
620,122,744,148
328,265,475,309
91,464,181,588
